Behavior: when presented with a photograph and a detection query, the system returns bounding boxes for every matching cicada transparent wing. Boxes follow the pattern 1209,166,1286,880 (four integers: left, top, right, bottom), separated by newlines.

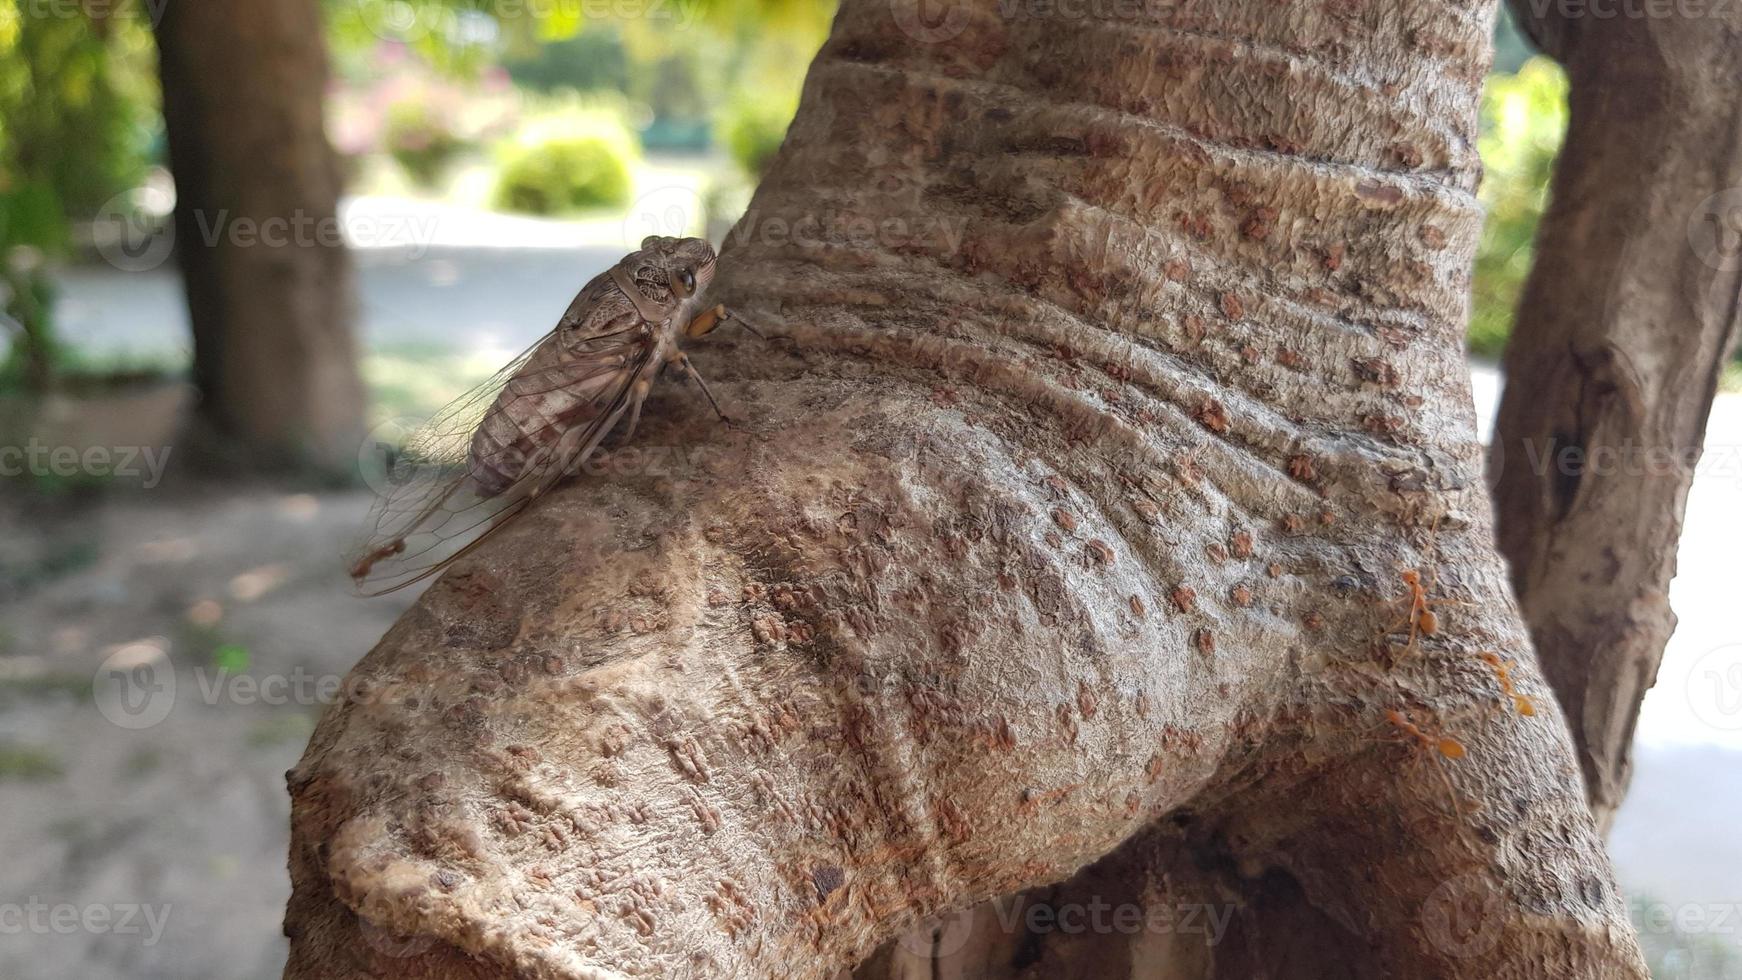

350,302,657,595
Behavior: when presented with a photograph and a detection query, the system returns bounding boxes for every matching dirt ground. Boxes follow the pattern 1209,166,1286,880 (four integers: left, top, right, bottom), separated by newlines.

0,480,420,980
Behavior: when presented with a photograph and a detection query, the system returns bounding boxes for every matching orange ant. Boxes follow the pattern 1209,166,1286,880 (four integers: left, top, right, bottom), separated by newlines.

1477,651,1537,717
1380,515,1473,658
1383,708,1469,813
1386,708,1466,760
1383,566,1471,657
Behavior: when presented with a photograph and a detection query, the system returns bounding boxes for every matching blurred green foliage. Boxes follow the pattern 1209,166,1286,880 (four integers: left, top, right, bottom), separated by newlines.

501,29,631,94
210,643,252,673
0,4,159,221
493,102,638,214
1469,56,1567,359
362,344,506,422
0,741,62,781
329,0,824,157
721,88,796,177
0,3,160,390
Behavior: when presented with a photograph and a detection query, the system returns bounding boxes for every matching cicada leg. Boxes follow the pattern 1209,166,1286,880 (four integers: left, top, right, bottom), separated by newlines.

620,378,655,444
685,304,767,340
674,352,730,425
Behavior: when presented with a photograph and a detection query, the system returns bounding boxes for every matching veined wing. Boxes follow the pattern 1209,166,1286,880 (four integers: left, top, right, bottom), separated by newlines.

349,270,662,595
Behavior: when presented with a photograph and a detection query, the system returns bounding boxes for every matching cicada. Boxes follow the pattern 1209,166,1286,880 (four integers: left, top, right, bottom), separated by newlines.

349,235,755,595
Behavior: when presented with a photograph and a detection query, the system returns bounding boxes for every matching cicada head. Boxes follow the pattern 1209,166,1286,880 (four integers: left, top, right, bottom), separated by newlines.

635,236,718,303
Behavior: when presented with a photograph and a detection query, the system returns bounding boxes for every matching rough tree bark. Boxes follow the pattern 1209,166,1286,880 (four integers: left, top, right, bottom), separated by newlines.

153,0,364,469
1491,0,1742,827
861,3,1742,970
283,0,1648,975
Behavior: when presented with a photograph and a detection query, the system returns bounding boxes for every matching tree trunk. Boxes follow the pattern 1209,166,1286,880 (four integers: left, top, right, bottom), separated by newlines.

861,6,1742,971
153,0,364,470
1490,0,1742,827
282,0,1647,975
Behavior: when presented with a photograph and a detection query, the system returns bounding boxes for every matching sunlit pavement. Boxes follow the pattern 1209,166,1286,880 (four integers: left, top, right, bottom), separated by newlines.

56,157,722,361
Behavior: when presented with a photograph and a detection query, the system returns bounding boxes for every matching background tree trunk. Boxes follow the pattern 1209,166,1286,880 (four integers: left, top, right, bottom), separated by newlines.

153,0,364,470
1489,0,1742,826
282,0,1648,975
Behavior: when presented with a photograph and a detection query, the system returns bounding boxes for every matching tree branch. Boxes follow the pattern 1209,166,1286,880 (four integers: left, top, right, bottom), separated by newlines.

1490,6,1742,825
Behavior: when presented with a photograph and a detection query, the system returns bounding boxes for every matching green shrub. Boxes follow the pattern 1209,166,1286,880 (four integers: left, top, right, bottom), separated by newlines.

383,98,468,187
720,92,797,179
1469,57,1568,358
493,110,637,215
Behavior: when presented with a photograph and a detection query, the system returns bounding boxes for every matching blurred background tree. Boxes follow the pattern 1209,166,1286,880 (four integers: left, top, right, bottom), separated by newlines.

152,0,366,471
